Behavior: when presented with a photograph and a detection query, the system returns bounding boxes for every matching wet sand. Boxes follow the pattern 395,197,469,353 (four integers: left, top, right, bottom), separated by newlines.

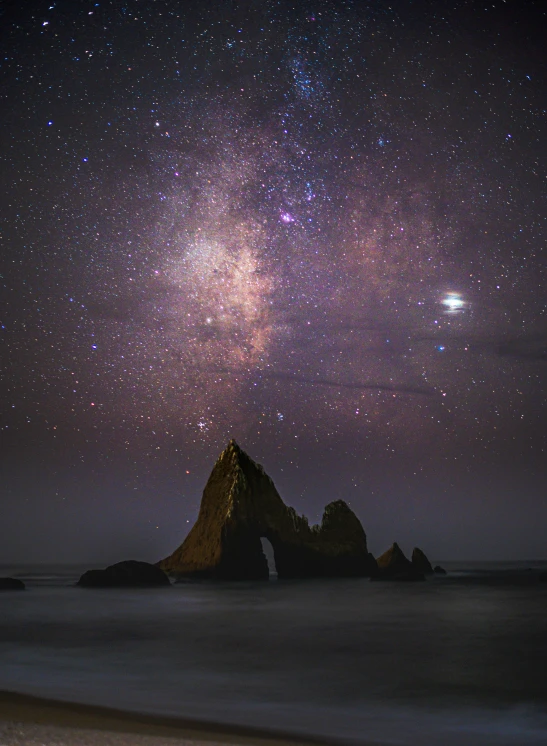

0,691,379,746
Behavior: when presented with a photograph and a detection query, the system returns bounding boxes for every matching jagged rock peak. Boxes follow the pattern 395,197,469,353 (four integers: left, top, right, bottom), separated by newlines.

375,542,425,581
411,547,434,574
221,438,268,477
376,542,411,569
158,442,376,580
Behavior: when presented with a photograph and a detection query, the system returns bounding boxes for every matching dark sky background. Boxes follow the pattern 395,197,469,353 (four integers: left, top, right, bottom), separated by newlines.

1,0,546,564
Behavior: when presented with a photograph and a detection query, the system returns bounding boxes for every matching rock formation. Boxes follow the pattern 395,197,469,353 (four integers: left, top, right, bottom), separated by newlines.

434,565,447,575
374,542,425,581
78,560,170,588
0,577,25,590
158,440,376,580
376,542,411,572
411,547,434,575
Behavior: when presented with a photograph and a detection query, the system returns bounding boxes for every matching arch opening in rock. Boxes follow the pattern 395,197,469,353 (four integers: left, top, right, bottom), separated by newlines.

158,440,377,580
260,536,277,578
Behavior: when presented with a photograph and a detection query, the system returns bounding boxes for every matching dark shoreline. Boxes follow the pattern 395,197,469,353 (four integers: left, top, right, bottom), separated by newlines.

0,690,381,746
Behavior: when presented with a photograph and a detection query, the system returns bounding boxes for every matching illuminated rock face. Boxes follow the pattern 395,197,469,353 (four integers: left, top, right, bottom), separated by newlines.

159,440,376,580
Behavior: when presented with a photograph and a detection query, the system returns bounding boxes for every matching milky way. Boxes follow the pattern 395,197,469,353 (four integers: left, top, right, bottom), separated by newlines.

1,1,547,560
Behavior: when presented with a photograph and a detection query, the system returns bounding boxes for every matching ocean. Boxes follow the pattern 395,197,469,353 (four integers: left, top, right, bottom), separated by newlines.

1,561,547,745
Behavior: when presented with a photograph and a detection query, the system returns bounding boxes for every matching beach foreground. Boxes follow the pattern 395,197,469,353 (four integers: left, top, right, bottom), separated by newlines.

0,691,376,746
3,567,547,745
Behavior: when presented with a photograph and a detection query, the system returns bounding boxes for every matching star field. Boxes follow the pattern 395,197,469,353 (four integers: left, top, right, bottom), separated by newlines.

1,0,547,561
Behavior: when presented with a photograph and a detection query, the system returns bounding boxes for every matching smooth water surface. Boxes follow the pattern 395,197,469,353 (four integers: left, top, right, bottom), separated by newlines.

1,563,547,745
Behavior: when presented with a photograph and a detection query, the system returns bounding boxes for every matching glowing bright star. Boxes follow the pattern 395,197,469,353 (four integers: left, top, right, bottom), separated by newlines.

280,212,294,224
442,293,464,313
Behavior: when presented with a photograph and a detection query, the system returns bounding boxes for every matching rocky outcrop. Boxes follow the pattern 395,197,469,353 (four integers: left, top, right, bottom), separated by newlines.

434,565,447,575
78,560,170,588
158,440,376,580
0,577,25,590
411,547,434,575
376,542,412,573
374,542,425,581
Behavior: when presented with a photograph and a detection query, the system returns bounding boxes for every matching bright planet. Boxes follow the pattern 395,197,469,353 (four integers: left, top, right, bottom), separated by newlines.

442,293,465,313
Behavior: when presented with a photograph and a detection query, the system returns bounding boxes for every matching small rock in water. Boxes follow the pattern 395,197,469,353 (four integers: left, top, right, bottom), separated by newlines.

78,560,170,588
0,577,25,590
374,543,425,581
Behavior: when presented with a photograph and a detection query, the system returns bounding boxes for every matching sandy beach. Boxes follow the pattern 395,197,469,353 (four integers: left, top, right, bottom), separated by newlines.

0,691,375,746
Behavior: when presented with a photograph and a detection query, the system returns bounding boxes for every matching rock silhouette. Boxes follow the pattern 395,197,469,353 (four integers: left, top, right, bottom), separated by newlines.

159,440,376,580
78,560,170,587
434,565,447,575
411,547,434,575
0,577,25,590
375,542,425,581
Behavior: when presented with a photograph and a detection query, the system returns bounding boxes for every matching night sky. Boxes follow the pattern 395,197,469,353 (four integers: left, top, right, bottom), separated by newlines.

1,0,546,564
